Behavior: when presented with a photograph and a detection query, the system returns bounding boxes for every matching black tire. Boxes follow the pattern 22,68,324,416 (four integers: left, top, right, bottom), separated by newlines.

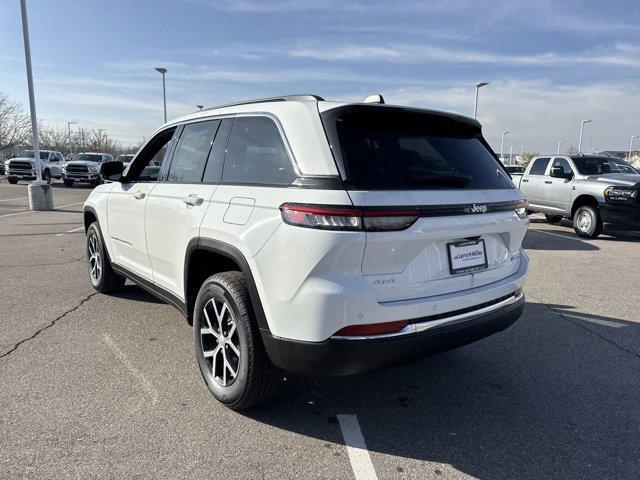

545,214,563,224
573,205,603,239
43,169,51,184
7,177,18,184
86,222,126,293
194,272,283,410
63,178,74,187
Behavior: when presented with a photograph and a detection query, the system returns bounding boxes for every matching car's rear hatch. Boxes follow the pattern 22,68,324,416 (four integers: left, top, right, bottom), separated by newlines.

320,104,527,303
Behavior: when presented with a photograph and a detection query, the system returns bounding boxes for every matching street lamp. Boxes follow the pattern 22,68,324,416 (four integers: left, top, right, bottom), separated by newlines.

67,121,76,155
578,119,592,153
20,0,53,210
473,82,489,119
155,67,167,122
500,131,509,163
557,140,565,154
629,135,638,162
509,144,516,165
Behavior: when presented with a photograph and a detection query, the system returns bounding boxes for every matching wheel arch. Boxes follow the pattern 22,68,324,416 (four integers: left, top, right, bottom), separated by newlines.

84,206,98,233
184,238,270,332
571,194,599,217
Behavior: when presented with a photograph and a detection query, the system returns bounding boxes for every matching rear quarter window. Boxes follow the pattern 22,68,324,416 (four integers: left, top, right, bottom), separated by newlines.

221,116,296,186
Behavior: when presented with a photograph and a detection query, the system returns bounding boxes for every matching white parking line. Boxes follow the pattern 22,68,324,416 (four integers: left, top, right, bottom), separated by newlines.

529,228,582,241
0,196,29,203
103,334,159,411
0,201,84,218
337,414,378,480
55,226,85,236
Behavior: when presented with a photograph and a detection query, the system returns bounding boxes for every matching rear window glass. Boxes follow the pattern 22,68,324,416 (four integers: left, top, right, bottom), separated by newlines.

321,106,513,190
571,156,638,175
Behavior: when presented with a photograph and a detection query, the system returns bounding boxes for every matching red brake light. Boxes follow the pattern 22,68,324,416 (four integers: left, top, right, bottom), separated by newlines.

334,320,409,337
280,203,418,232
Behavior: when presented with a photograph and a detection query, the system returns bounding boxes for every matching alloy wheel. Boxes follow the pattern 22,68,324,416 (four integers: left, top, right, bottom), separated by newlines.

88,234,102,283
200,298,240,387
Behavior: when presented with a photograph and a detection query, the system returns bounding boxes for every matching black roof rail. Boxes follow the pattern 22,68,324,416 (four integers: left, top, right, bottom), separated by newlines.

202,94,324,112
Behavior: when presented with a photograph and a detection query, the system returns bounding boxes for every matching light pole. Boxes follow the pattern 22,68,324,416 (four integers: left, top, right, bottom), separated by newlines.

578,119,592,153
557,140,565,154
509,144,515,165
196,105,204,111
67,121,76,155
20,0,53,210
155,67,167,122
473,82,489,119
629,135,638,162
500,131,509,163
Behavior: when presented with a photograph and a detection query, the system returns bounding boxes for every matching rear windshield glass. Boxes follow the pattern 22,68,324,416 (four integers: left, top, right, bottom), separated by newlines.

321,106,513,190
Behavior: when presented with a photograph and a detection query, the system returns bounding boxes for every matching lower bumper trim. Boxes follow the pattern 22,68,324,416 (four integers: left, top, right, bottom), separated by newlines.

600,203,640,227
262,292,525,376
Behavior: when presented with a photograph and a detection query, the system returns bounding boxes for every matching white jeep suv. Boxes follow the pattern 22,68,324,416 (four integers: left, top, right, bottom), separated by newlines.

84,95,529,409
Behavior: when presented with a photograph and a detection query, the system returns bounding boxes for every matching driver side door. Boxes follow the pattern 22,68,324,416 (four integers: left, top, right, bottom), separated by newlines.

106,127,177,280
544,157,575,215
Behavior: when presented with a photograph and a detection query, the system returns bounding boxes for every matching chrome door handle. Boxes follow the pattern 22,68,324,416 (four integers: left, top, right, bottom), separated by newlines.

522,179,529,183
133,191,146,200
544,180,552,184
182,194,203,206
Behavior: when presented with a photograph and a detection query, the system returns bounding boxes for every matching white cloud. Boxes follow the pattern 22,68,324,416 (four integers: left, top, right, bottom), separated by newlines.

289,42,640,68
379,80,640,153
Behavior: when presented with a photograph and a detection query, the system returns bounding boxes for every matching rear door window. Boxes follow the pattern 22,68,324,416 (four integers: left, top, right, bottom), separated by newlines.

167,120,219,183
321,106,513,190
221,116,296,185
529,158,550,175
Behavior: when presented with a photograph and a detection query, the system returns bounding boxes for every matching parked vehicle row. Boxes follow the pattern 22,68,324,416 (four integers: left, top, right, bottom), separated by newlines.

3,150,64,184
512,155,640,238
84,94,529,409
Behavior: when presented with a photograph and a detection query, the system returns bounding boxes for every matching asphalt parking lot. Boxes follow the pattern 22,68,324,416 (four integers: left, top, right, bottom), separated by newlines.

1,181,639,480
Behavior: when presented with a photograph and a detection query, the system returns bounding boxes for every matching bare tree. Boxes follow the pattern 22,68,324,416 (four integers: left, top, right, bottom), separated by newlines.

39,127,70,153
0,91,31,155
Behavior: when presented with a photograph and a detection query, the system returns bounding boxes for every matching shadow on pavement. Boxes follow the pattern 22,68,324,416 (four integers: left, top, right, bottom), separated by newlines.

110,284,164,304
243,301,640,479
523,229,599,251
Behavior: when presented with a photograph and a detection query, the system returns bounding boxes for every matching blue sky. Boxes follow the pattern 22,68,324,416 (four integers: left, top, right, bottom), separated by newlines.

1,0,639,152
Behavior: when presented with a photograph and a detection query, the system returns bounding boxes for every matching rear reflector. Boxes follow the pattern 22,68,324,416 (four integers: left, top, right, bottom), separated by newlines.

333,320,409,337
280,203,419,232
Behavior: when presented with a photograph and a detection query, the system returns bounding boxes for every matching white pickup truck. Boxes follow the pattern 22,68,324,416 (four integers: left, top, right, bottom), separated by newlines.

4,150,64,184
516,154,640,238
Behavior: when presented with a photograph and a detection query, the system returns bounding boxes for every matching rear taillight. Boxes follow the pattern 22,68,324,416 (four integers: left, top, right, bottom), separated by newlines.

280,203,419,232
333,320,409,337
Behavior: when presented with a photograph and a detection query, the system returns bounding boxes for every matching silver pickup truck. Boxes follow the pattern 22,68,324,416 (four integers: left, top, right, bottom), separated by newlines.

517,155,640,238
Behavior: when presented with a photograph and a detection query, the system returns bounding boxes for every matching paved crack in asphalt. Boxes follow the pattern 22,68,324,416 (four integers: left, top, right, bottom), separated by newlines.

0,292,98,359
0,255,85,268
547,304,640,361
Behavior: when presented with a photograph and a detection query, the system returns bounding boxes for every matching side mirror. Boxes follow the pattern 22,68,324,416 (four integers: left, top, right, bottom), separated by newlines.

100,160,124,182
550,166,573,179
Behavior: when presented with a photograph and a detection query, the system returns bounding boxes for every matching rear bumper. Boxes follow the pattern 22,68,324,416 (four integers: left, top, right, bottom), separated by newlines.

262,291,525,376
600,203,640,227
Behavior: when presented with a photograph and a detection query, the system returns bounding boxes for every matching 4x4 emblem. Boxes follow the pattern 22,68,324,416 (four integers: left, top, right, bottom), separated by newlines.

470,204,488,214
